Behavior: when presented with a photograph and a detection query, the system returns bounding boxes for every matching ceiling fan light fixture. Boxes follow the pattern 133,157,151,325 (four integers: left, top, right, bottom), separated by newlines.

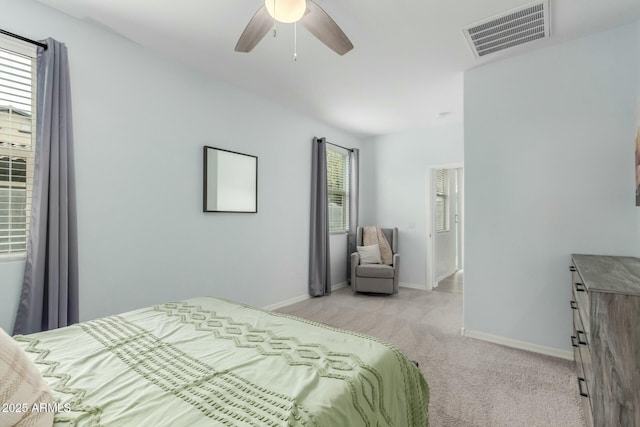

265,0,307,23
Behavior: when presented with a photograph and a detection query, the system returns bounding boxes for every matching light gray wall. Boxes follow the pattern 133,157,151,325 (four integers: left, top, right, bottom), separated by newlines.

464,23,639,351
636,21,640,251
0,261,25,332
434,170,458,281
360,124,464,287
0,0,363,332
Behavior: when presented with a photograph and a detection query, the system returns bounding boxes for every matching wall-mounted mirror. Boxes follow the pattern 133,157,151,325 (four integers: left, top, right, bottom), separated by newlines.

203,146,258,213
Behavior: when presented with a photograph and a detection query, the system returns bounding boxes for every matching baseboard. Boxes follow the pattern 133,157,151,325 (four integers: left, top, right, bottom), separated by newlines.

462,329,573,361
262,282,348,311
262,294,311,311
332,281,348,291
399,282,427,290
435,268,458,284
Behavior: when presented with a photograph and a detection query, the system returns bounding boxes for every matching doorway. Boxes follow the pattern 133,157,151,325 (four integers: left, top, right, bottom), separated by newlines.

426,165,464,292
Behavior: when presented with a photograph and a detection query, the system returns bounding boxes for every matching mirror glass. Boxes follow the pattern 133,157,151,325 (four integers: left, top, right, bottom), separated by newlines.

203,146,257,213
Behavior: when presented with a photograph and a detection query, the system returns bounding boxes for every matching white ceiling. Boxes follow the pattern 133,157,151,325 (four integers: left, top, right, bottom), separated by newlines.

35,0,640,137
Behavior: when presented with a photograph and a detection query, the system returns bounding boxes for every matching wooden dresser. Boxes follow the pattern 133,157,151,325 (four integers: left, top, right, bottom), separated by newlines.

570,254,640,427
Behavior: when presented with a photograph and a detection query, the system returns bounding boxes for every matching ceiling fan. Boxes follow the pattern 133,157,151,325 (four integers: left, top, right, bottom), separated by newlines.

235,0,353,56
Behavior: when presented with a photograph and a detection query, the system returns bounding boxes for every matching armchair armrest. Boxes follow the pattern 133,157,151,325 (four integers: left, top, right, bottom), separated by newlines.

351,252,360,265
350,252,360,289
392,253,400,294
392,253,399,267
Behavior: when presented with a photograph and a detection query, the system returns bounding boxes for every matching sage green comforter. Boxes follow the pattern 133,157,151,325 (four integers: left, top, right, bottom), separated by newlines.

15,297,429,426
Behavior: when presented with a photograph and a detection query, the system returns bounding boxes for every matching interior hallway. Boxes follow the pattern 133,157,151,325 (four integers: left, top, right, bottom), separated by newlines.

434,270,464,294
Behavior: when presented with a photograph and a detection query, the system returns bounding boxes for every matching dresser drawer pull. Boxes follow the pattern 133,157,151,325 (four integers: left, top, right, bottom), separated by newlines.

570,300,578,310
576,330,587,345
569,266,576,272
577,377,589,397
575,283,586,292
571,335,578,347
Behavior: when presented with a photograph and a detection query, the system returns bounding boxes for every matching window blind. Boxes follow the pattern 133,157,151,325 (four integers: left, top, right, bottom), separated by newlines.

326,146,349,232
435,169,449,233
0,43,36,259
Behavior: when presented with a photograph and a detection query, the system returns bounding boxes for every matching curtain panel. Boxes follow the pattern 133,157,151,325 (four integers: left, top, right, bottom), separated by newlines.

14,38,78,335
309,137,331,296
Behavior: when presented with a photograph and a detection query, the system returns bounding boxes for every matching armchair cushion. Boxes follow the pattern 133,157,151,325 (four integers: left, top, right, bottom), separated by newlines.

357,244,382,264
356,264,395,279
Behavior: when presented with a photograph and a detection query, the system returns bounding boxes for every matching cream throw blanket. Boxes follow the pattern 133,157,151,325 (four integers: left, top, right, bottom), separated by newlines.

363,226,393,265
0,328,54,427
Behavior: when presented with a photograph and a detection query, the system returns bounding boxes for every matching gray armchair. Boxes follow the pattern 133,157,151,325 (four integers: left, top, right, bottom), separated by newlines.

350,227,399,294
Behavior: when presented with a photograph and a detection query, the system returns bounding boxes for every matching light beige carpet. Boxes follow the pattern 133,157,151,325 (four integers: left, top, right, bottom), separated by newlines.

277,287,585,427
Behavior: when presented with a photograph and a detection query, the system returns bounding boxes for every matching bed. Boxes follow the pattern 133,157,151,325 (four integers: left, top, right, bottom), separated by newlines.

11,297,429,426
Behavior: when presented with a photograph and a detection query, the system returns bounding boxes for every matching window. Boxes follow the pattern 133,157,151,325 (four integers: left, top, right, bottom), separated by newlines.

326,146,349,233
0,38,37,259
435,169,449,233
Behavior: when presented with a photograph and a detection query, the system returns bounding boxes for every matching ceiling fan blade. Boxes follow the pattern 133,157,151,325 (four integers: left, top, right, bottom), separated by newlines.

301,1,353,55
235,6,273,53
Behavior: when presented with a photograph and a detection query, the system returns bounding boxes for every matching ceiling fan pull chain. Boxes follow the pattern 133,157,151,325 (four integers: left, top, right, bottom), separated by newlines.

294,22,297,61
273,0,277,37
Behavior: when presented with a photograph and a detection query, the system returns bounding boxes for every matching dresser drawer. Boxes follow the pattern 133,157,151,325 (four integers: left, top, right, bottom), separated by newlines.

572,311,594,427
573,307,594,399
578,376,594,427
572,306,588,347
571,269,590,337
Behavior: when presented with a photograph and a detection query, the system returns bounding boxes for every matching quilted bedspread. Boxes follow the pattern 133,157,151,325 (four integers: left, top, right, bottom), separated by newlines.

15,297,429,426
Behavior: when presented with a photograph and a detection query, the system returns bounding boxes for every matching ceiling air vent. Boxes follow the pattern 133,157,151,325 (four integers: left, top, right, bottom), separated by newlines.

462,0,550,58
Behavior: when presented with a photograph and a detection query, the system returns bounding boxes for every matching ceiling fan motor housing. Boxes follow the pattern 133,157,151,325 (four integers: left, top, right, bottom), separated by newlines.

265,0,307,23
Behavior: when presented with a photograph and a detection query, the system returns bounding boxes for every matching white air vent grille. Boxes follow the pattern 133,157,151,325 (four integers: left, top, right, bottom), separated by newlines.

463,0,550,58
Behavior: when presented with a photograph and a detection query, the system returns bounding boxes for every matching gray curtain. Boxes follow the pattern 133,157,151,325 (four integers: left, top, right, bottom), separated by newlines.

347,148,359,284
13,38,78,335
309,137,331,296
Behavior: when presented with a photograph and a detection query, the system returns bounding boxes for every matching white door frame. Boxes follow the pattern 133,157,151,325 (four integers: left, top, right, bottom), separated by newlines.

425,163,464,290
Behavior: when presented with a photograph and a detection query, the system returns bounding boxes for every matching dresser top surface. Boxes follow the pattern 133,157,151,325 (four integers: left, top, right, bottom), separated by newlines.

572,254,640,296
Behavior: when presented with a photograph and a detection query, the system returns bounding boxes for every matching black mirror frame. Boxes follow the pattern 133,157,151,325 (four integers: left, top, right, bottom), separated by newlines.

203,146,258,213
